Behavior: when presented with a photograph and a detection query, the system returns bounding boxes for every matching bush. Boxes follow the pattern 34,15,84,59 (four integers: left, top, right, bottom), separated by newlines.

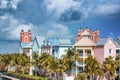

7,71,49,80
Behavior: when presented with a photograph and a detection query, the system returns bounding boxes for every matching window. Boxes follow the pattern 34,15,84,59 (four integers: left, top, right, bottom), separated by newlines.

109,49,112,54
116,50,119,53
79,50,83,56
79,67,83,72
87,50,91,56
64,49,67,52
52,50,54,55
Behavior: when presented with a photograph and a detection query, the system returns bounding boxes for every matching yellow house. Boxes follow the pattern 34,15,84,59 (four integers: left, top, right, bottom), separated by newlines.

74,30,96,76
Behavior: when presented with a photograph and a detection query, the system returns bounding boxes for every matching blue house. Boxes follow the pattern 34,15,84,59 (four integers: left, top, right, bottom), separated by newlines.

32,36,45,55
41,38,73,58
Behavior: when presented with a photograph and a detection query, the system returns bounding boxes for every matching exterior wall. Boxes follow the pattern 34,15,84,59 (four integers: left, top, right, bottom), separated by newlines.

53,46,59,58
20,46,23,53
75,46,94,76
58,46,72,58
94,46,104,64
41,46,52,55
23,48,31,56
104,39,116,60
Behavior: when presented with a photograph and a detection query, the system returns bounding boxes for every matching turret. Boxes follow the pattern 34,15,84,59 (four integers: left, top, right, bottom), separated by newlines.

20,29,32,43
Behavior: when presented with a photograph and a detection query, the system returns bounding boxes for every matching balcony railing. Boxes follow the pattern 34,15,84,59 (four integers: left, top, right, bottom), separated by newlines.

77,62,83,65
79,53,83,56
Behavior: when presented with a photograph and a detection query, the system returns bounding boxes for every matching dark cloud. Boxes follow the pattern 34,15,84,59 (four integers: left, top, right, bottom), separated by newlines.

59,9,83,22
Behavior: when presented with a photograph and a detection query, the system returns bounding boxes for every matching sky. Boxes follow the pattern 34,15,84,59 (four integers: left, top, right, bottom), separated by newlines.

0,0,120,53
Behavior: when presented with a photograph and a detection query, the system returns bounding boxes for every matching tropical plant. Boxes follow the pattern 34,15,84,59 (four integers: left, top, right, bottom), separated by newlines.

62,48,75,75
75,72,86,80
85,56,104,80
103,56,119,80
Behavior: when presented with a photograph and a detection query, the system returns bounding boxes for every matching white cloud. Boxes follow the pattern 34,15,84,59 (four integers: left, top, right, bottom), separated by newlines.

44,0,79,19
32,22,73,39
94,4,120,15
0,14,73,40
0,0,8,8
0,0,21,10
0,14,32,40
10,0,21,10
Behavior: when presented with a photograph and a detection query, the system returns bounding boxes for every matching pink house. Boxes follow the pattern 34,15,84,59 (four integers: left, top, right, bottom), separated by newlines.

94,38,117,64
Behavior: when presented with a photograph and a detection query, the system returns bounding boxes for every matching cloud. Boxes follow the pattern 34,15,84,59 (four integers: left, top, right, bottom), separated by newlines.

0,14,73,40
0,0,21,10
0,0,120,41
44,0,79,20
33,22,73,39
94,4,120,15
0,14,32,40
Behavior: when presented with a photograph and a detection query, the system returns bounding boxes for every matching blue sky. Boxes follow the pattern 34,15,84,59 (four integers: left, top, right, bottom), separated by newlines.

0,0,120,53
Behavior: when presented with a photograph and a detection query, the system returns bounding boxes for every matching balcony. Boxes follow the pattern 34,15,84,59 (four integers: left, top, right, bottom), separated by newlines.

77,61,84,66
79,53,83,56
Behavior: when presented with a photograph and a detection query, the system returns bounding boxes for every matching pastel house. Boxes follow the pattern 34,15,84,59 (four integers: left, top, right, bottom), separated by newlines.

41,38,72,59
32,36,45,55
94,38,117,64
20,29,32,57
74,28,96,76
74,27,117,77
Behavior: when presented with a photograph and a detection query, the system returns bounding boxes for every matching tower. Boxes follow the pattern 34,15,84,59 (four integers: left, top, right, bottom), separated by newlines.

76,27,100,43
20,29,31,43
76,27,83,42
94,29,100,43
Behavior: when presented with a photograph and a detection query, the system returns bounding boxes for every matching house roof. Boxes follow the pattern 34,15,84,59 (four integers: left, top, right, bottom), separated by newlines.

21,42,33,48
75,38,96,46
116,36,120,47
42,38,72,46
35,36,45,47
58,39,72,45
97,38,109,46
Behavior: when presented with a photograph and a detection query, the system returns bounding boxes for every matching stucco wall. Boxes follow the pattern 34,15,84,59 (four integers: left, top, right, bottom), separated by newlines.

104,39,116,60
94,46,104,64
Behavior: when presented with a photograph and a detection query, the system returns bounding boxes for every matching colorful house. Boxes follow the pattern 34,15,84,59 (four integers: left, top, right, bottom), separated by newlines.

20,29,32,57
94,38,116,64
74,29,96,76
41,38,72,58
115,36,120,77
74,28,117,77
32,36,45,55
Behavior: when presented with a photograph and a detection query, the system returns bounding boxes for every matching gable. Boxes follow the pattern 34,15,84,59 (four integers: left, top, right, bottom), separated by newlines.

32,39,39,52
104,38,116,47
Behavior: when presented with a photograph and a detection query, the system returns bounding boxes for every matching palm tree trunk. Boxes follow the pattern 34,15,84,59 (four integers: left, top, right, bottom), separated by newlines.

96,75,100,80
90,75,92,80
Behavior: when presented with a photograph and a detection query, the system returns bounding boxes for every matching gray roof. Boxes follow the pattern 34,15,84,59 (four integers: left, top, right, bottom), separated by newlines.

116,36,120,46
97,38,109,46
58,39,72,45
35,36,45,47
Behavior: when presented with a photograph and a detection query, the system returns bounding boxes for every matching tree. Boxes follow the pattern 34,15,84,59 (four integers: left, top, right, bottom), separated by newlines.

62,48,75,75
103,56,119,80
75,73,86,80
37,52,52,77
85,56,104,80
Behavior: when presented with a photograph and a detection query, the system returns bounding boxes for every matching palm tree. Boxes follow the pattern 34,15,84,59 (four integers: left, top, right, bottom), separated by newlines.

75,72,86,80
31,52,39,76
37,52,52,77
85,56,103,80
103,56,119,80
18,53,30,74
62,48,75,76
